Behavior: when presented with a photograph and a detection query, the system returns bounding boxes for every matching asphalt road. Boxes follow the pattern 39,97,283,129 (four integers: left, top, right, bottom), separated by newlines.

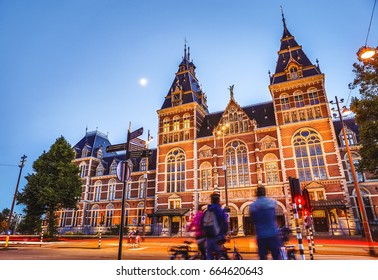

1,236,377,260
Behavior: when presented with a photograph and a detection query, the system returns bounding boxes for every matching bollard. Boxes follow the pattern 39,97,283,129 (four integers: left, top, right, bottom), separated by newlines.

304,215,314,260
40,228,44,247
98,228,102,249
293,203,305,260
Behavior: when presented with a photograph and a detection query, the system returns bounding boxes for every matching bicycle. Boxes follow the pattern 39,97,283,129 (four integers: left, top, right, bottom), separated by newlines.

168,240,197,260
212,227,243,260
279,227,296,260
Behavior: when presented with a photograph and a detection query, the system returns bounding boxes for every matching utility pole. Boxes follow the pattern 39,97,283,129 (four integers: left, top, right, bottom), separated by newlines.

5,154,27,248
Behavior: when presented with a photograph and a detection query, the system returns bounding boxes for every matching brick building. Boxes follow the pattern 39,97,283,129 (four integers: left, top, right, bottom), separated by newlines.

57,16,378,237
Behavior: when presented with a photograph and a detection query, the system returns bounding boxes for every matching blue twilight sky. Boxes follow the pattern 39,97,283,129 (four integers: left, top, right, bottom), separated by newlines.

0,0,377,214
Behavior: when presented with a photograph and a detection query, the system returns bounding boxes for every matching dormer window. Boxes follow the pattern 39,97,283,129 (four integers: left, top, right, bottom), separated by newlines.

287,64,303,80
97,147,103,159
96,164,104,176
82,146,90,158
110,161,117,175
340,127,357,146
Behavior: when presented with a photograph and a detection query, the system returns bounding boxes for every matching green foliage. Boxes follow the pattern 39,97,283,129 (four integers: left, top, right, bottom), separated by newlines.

0,208,10,233
17,136,82,236
350,47,378,175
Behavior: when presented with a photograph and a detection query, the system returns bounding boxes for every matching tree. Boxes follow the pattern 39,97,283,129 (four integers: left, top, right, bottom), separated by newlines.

350,47,378,176
0,208,10,233
17,136,82,236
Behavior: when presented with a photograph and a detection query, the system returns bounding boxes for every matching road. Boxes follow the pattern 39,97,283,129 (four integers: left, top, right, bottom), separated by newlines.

1,235,377,260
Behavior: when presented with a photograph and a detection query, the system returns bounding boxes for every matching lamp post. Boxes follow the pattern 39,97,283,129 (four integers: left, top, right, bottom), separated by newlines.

331,96,376,256
5,155,27,248
142,130,153,240
217,124,230,220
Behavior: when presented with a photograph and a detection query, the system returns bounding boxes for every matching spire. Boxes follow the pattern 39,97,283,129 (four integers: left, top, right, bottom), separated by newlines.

270,10,321,85
280,5,292,38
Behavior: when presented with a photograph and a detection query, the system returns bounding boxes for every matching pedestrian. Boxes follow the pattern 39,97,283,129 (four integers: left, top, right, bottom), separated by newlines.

186,209,206,259
201,192,228,260
249,185,282,260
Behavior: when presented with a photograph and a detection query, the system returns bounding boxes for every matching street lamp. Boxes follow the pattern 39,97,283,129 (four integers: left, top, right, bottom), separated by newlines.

330,96,376,256
216,123,230,217
357,0,377,60
5,155,27,248
142,130,153,240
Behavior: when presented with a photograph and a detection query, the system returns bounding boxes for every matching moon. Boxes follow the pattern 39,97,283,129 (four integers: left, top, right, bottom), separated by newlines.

139,78,148,87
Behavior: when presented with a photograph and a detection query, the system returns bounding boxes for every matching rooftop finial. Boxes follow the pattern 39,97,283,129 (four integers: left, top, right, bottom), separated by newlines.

184,38,187,60
228,85,234,99
280,5,287,29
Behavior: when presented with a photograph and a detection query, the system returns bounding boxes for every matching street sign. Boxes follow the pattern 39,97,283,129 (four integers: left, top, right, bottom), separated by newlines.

141,215,146,224
106,143,127,153
130,149,153,158
130,127,143,140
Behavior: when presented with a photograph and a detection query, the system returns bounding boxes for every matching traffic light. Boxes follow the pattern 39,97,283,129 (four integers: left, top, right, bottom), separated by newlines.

302,188,312,213
295,195,305,210
289,177,302,201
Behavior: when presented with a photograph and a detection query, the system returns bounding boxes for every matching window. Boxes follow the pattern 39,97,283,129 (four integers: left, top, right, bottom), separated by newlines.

183,114,190,129
264,154,279,185
225,140,249,187
110,161,117,175
126,182,131,199
139,175,147,198
105,204,114,227
91,205,99,227
82,146,90,158
94,181,102,201
108,179,116,201
79,162,87,177
293,128,327,182
96,164,104,176
346,152,364,183
290,66,299,79
163,118,170,133
294,91,305,108
97,147,103,159
308,88,320,105
169,198,181,209
166,149,186,192
340,128,357,146
280,94,290,110
140,158,147,172
173,116,180,131
200,162,212,190
308,188,325,201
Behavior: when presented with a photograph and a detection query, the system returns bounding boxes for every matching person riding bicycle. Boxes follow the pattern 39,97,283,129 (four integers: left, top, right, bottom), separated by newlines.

201,192,229,260
186,209,206,259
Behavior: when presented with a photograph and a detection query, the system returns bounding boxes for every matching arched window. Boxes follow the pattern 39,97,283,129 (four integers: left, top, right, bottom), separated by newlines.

110,161,117,175
82,146,90,158
280,94,290,110
293,128,327,181
183,114,190,129
96,164,104,176
308,88,320,105
200,162,212,190
163,118,170,133
97,147,103,159
225,140,249,187
173,115,180,131
263,154,279,185
294,91,304,108
108,179,116,201
94,181,102,201
166,149,186,192
91,205,99,227
139,175,147,198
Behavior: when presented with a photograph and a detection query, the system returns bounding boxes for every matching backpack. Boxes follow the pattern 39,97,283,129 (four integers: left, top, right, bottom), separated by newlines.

201,209,221,237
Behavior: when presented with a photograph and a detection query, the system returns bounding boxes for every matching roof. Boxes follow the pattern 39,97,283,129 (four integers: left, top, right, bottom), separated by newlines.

311,200,348,210
332,116,360,146
270,16,321,85
153,208,190,217
197,101,276,138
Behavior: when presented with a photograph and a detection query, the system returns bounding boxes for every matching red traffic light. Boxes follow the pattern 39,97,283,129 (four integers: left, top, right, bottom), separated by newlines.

295,196,305,210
